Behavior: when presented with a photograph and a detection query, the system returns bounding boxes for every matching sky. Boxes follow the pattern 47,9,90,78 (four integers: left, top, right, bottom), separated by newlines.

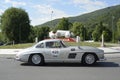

0,0,120,26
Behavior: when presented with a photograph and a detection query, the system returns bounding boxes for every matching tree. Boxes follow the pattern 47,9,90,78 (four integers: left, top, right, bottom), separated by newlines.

1,7,31,43
117,18,120,40
92,23,103,41
71,22,86,41
92,22,112,42
0,32,3,41
92,30,99,41
102,30,112,42
28,25,36,42
56,17,72,30
85,27,93,40
35,26,50,41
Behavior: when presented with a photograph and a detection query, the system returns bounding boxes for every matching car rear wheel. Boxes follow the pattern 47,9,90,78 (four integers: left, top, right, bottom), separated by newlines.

82,54,97,65
29,54,44,66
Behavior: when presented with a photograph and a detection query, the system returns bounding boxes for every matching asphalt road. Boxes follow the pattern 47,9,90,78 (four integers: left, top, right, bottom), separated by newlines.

0,54,120,80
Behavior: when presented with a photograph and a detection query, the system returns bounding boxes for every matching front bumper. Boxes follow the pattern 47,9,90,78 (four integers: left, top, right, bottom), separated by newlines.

15,56,22,61
15,54,29,62
99,57,106,61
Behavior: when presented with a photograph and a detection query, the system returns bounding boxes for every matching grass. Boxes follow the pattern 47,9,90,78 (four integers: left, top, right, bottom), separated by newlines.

0,41,119,49
65,42,101,47
0,43,35,49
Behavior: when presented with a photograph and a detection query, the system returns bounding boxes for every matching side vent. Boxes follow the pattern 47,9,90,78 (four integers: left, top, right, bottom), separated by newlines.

68,53,76,59
71,48,75,51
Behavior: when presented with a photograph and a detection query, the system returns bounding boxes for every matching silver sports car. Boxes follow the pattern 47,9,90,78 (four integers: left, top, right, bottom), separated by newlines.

16,39,106,66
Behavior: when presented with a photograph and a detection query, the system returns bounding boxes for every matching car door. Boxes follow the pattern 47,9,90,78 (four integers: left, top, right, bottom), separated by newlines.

44,41,69,62
55,46,80,63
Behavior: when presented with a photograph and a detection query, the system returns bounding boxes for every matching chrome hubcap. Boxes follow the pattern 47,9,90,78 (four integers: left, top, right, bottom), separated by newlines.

32,54,41,64
85,54,95,64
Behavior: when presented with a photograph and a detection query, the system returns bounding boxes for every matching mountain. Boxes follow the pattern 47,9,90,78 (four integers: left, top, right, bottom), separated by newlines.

38,5,120,30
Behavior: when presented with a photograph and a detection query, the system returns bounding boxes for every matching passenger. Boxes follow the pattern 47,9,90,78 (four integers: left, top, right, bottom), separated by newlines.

46,42,54,48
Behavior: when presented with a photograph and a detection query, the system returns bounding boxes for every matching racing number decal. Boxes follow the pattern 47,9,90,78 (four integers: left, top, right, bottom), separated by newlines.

51,49,60,57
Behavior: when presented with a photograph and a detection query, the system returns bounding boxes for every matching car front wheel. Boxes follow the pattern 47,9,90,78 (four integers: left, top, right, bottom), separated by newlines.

82,54,97,65
29,54,44,66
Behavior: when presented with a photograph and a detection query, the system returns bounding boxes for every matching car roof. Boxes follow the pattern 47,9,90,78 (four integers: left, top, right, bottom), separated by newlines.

39,39,62,43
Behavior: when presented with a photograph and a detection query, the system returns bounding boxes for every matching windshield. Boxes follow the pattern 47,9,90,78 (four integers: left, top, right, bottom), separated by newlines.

36,43,44,48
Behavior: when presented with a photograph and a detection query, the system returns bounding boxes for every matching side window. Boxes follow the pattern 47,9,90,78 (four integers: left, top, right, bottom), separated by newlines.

36,43,44,48
46,42,54,48
46,41,62,48
54,42,61,48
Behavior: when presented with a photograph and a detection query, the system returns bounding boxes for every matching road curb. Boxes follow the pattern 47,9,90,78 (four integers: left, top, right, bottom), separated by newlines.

104,52,120,54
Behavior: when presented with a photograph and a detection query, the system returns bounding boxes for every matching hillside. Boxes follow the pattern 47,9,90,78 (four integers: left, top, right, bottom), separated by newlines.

38,5,120,30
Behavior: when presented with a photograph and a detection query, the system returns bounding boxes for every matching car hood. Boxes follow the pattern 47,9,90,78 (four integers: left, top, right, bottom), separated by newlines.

17,47,33,54
80,46,104,52
80,46,98,50
69,46,103,52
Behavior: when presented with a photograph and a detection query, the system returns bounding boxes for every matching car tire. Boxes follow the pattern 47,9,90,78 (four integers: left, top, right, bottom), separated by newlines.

82,53,97,65
29,54,44,66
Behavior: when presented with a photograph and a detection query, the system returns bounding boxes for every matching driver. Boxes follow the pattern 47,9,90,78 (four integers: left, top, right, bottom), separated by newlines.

46,42,54,48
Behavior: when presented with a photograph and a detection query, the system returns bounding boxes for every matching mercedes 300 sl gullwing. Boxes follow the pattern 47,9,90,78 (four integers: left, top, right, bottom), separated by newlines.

16,39,106,66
